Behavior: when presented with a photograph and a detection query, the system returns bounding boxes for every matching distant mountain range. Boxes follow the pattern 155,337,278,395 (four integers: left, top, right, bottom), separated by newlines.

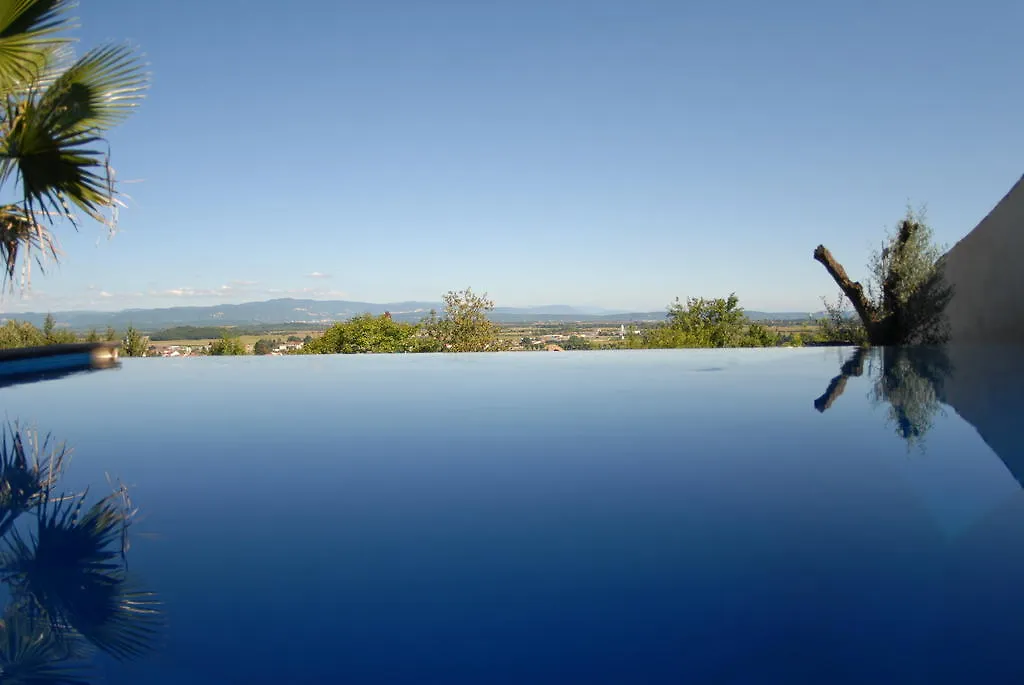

1,298,825,331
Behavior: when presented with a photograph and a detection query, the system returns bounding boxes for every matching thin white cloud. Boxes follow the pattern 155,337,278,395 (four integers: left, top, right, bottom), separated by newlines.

306,272,331,279
0,282,347,313
150,284,240,298
267,286,347,299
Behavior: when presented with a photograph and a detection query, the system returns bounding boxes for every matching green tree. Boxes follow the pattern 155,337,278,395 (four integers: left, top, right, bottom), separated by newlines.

121,325,148,357
85,327,100,342
814,207,954,345
421,288,507,352
562,334,594,350
303,314,419,354
209,335,247,356
638,294,776,348
666,294,747,347
0,0,148,290
41,312,74,344
253,338,279,355
741,322,778,348
105,325,117,341
0,319,44,348
814,291,869,345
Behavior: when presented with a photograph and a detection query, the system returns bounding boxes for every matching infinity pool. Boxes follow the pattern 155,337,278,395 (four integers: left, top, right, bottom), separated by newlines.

3,347,1023,683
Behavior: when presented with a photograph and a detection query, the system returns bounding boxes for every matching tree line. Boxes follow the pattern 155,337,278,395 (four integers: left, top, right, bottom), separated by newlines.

0,211,953,358
298,288,507,354
0,314,118,348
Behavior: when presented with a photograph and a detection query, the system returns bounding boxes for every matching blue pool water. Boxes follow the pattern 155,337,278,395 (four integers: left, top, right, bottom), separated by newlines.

3,346,1023,683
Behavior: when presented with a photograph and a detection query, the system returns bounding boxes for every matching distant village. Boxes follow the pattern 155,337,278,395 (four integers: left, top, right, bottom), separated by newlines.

147,326,643,356
150,340,306,357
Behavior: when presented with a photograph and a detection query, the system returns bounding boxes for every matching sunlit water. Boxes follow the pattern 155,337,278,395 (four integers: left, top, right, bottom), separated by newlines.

3,347,1024,684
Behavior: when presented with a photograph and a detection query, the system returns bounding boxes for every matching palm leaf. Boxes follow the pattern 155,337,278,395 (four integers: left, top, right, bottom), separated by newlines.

0,608,91,684
1,490,164,660
0,422,69,539
38,43,147,135
0,43,147,248
0,98,117,225
0,0,74,95
0,204,59,287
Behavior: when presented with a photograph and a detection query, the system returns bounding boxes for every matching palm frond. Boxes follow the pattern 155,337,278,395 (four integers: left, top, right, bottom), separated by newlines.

39,43,148,135
0,97,120,225
1,489,163,661
0,608,92,684
0,204,60,289
0,0,75,95
0,422,70,539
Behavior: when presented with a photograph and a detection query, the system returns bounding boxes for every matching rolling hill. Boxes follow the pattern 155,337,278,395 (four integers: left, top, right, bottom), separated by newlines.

1,298,824,330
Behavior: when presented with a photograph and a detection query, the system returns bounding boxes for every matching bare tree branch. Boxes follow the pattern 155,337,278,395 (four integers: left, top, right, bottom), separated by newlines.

813,245,878,338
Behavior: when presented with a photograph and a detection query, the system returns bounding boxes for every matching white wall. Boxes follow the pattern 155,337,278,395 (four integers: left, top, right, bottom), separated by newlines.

941,175,1024,344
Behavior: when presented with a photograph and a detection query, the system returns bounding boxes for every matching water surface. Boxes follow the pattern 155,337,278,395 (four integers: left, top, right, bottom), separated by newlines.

3,347,1023,683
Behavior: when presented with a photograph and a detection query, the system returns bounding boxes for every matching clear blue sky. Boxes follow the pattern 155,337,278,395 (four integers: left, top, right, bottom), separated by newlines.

5,0,1022,314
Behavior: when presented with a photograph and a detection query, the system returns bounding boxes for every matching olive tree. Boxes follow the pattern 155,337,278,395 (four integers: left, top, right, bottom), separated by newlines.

813,207,953,345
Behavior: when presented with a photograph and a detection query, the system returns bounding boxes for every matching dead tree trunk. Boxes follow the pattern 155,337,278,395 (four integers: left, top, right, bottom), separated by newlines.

813,245,882,341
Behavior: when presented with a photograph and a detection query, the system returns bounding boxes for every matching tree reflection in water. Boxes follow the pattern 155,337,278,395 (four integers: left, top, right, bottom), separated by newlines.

0,421,162,683
815,346,953,451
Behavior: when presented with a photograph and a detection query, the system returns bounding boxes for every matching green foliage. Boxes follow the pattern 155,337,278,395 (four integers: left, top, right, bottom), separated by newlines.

104,326,117,342
741,322,778,348
208,335,247,356
0,319,44,349
149,326,234,341
120,325,148,357
815,207,953,346
41,313,75,344
252,338,279,355
303,314,419,354
85,328,99,343
665,294,748,347
420,288,507,352
519,336,543,351
868,207,953,344
636,294,778,349
0,421,162,678
561,335,594,351
0,0,148,288
815,291,868,345
619,327,646,349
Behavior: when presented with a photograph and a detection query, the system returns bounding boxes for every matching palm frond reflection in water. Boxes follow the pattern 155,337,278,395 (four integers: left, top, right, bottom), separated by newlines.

0,609,91,684
0,421,162,681
0,423,71,539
